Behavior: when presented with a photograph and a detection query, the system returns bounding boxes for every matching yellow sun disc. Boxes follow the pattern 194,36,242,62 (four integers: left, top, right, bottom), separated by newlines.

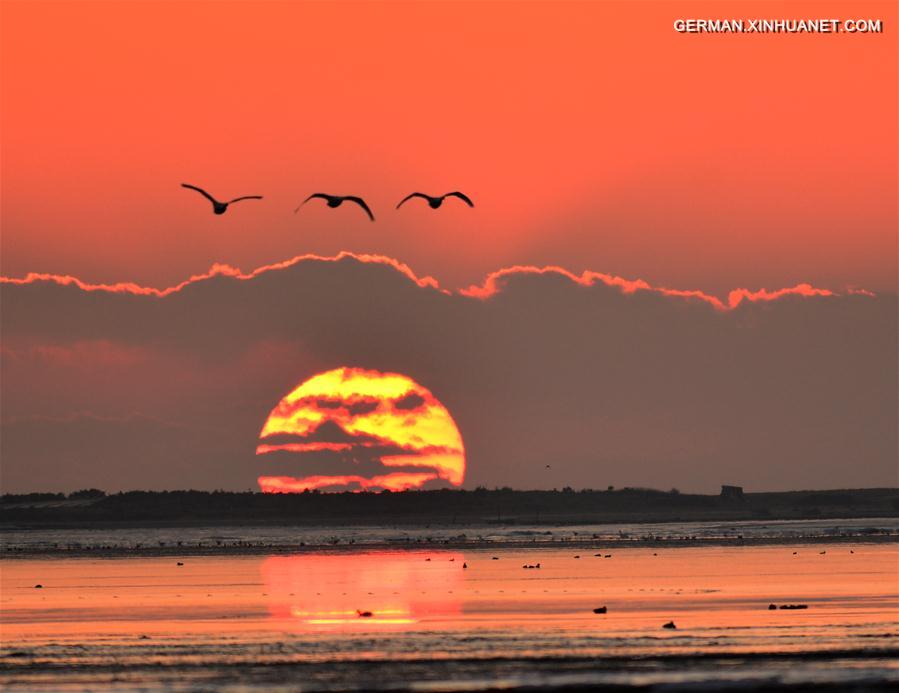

257,367,465,492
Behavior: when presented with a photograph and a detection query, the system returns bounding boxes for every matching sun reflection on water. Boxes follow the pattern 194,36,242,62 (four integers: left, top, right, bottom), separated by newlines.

262,551,463,628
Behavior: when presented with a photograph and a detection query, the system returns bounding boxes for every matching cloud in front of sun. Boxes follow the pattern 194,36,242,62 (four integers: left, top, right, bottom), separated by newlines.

257,367,465,492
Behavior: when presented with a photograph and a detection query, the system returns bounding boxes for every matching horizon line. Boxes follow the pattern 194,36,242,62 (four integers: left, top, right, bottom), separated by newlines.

4,486,897,497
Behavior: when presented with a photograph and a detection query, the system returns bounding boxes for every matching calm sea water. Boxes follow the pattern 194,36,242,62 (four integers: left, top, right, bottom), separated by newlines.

1,527,897,692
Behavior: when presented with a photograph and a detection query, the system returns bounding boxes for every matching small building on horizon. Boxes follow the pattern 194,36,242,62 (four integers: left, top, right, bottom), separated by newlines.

720,485,745,501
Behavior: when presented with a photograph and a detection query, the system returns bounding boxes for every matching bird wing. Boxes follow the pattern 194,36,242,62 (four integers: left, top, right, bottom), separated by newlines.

295,193,329,213
396,192,428,209
446,191,474,207
181,183,219,205
228,195,263,204
345,196,375,221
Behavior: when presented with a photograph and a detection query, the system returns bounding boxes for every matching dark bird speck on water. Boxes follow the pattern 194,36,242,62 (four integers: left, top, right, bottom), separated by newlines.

593,606,608,614
663,621,677,629
181,183,262,214
396,191,474,209
297,193,375,221
357,610,373,618
34,584,42,589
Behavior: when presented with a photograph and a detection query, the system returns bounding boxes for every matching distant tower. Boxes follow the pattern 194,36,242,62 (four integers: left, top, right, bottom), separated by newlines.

720,485,745,501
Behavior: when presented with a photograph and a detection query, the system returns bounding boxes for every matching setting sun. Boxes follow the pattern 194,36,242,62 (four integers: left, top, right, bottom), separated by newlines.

257,367,465,492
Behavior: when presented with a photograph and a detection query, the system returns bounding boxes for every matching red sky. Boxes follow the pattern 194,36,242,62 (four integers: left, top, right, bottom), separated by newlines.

1,0,896,296
1,1,897,494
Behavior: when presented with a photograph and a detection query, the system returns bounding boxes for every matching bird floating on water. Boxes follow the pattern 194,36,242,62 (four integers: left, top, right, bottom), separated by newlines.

297,193,375,221
181,183,262,214
396,191,474,209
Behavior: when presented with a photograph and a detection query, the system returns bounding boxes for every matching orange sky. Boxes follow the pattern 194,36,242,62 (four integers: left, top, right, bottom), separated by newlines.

1,0,895,296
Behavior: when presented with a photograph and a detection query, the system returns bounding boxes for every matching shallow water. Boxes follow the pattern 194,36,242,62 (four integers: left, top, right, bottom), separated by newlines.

3,516,897,554
2,542,897,691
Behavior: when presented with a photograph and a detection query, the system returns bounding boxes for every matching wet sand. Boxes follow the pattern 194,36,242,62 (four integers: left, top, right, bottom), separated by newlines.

2,543,897,691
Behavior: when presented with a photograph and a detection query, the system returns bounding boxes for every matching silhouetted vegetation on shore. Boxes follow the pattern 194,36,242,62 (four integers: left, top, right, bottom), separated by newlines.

1,487,897,527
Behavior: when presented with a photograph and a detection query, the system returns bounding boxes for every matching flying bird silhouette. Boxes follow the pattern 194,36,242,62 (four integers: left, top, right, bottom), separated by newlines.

297,194,375,221
396,191,474,209
181,183,262,214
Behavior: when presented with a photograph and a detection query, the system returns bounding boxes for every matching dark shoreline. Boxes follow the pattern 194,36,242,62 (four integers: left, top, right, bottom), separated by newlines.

3,530,897,560
3,487,898,530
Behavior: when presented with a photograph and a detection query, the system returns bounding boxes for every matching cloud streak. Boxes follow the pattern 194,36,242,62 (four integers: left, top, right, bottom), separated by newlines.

2,252,850,310
0,252,444,297
460,265,836,310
